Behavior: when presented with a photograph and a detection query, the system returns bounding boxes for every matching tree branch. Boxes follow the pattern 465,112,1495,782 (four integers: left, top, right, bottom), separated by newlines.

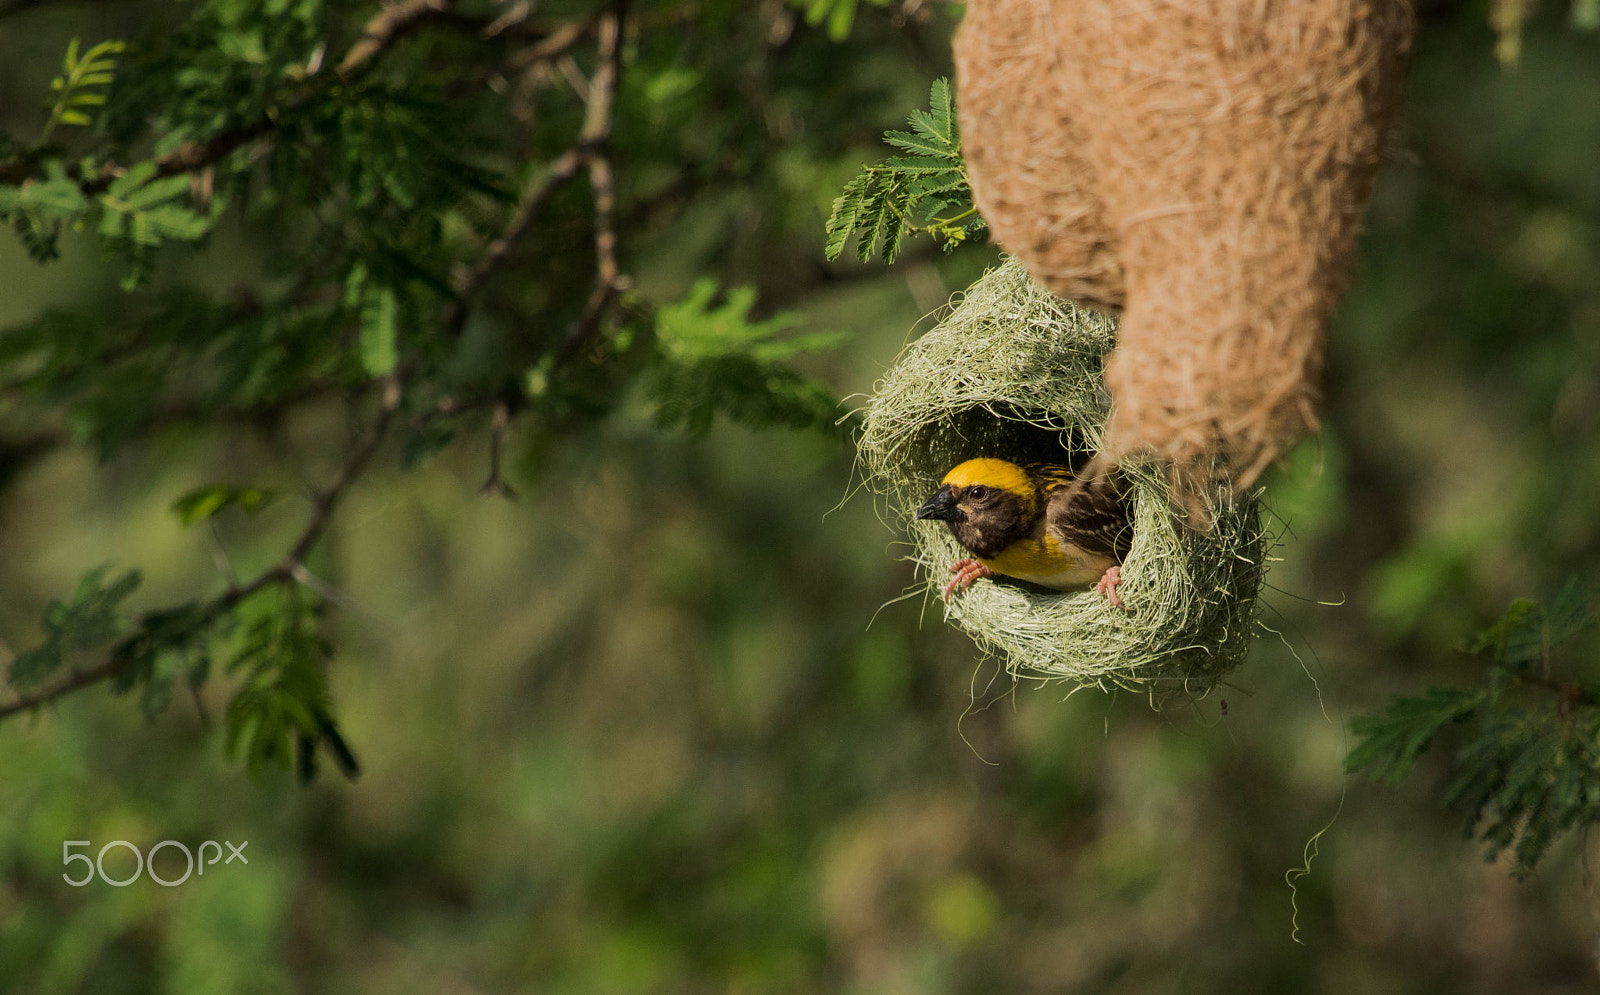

337,0,449,74
480,399,515,498
1,0,625,721
273,379,398,575
503,18,592,74
445,2,625,336
0,0,458,189
0,380,401,721
561,149,624,362
446,143,591,325
0,657,121,720
561,2,628,359
140,0,452,190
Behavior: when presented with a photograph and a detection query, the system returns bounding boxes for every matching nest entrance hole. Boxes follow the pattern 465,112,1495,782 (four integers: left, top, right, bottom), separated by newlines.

895,402,1103,496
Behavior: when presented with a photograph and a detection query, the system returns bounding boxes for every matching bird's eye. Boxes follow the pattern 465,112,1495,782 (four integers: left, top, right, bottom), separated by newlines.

968,486,988,500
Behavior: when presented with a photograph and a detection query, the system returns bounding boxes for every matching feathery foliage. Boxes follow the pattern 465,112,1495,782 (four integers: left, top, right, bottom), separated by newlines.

225,587,358,783
0,35,212,274
7,568,142,692
825,78,984,264
40,37,126,144
1346,577,1600,878
0,0,878,782
648,280,847,435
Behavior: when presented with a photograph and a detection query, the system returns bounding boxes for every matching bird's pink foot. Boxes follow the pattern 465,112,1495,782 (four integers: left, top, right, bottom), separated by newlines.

1096,564,1127,610
944,558,993,600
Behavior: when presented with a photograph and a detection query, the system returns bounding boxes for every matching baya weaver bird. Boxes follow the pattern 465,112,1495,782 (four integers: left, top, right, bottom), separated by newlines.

915,458,1134,608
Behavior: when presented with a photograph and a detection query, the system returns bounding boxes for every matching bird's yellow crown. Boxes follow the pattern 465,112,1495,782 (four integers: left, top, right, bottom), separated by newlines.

941,458,1036,499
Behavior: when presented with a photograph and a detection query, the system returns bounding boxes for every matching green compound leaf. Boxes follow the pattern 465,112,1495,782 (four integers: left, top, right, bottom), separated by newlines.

1345,687,1483,783
824,77,984,264
1348,577,1600,878
0,162,90,216
224,589,359,783
0,160,93,263
40,37,127,144
647,280,846,436
98,160,211,254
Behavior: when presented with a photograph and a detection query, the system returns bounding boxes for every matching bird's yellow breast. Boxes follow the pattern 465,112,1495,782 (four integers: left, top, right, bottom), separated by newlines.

979,537,1110,590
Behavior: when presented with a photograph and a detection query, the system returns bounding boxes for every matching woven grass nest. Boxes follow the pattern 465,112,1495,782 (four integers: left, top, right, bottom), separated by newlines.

860,259,1269,695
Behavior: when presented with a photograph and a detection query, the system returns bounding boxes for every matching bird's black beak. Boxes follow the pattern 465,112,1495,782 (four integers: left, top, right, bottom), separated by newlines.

915,485,965,523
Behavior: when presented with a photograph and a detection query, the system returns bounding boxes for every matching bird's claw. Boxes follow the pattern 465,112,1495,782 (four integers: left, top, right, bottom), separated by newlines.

943,558,993,600
1096,564,1128,611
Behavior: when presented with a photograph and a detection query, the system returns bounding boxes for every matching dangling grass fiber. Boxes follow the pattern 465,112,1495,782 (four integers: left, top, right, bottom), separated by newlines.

859,258,1267,696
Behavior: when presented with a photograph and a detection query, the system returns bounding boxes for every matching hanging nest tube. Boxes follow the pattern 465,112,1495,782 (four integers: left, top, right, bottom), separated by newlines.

859,259,1269,696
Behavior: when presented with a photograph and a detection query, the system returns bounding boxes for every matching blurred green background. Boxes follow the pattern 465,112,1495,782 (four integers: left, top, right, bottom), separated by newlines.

3,1,1600,992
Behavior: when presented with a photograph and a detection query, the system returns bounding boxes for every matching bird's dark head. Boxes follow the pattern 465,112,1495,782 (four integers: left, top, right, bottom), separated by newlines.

915,458,1039,558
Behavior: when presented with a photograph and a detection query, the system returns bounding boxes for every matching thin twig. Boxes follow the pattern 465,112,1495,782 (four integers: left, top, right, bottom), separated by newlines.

556,54,592,102
273,379,399,575
0,380,402,721
206,521,240,587
579,5,624,167
480,400,516,498
445,2,624,336
503,19,591,73
561,151,624,361
481,1,531,38
289,564,387,626
446,144,591,318
0,659,126,720
559,1,628,360
337,0,449,74
590,152,620,293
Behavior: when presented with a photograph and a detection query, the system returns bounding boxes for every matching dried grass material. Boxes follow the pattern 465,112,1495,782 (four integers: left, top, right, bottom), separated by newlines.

954,0,1414,490
860,260,1266,694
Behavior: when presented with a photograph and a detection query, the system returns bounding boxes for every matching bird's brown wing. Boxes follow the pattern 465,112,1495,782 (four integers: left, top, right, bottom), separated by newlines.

1031,464,1134,562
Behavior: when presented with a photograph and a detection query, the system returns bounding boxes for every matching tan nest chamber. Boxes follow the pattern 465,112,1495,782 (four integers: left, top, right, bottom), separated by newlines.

955,0,1415,489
